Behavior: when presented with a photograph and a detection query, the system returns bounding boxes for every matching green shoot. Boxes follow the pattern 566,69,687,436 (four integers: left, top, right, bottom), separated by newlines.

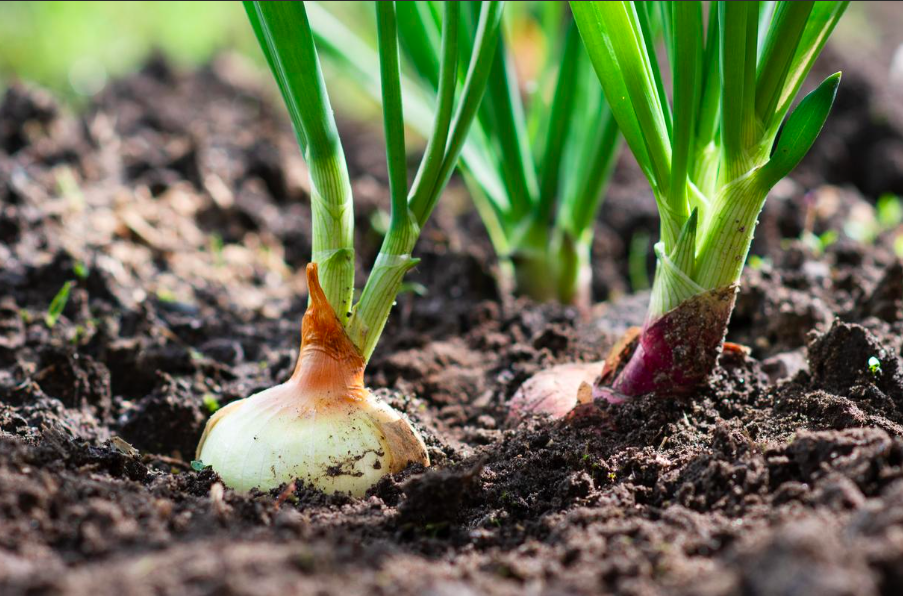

203,394,221,414
748,254,767,271
801,229,838,256
73,262,88,280
877,194,903,229
45,280,73,328
834,192,903,246
156,288,178,304
208,234,225,267
308,2,623,305
868,356,882,376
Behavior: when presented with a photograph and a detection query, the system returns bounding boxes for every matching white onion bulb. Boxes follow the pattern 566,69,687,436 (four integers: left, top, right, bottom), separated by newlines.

196,264,429,496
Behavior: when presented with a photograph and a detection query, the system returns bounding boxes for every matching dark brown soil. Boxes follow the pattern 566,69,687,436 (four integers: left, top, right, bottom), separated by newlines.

3,46,903,596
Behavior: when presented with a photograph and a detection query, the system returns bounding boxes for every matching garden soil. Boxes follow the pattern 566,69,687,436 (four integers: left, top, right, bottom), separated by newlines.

3,48,903,595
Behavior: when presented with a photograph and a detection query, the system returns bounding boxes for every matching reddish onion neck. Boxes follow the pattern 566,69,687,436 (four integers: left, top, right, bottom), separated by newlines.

594,285,738,402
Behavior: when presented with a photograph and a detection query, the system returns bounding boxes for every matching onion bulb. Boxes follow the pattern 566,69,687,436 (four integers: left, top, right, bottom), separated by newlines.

507,362,600,424
196,264,430,496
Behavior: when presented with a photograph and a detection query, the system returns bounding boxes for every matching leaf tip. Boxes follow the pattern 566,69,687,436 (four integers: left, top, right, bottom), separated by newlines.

824,71,842,94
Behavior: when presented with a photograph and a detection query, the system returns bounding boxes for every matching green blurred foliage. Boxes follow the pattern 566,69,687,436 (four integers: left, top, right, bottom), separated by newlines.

0,0,384,121
0,1,257,99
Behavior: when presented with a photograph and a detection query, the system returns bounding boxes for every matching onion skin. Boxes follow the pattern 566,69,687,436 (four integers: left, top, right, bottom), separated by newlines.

506,362,600,425
595,285,738,402
196,264,429,496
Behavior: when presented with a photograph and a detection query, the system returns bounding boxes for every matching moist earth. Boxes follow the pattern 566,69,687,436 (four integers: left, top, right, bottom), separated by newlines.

2,51,903,596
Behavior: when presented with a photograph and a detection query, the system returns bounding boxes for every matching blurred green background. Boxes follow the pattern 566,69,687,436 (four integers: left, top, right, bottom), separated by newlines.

0,2,259,99
0,1,897,106
0,1,390,102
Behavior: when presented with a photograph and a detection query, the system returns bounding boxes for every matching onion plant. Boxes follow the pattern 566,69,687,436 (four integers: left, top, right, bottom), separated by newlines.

309,2,621,305
569,0,848,400
197,0,502,496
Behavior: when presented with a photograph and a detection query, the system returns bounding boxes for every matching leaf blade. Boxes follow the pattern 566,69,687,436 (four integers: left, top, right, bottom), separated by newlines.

408,1,460,227
760,72,841,186
668,1,703,221
755,1,815,131
769,1,849,129
376,2,409,227
572,0,675,244
718,0,760,179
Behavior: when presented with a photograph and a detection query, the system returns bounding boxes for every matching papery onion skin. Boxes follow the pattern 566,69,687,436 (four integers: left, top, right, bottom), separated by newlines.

196,264,429,496
507,362,601,425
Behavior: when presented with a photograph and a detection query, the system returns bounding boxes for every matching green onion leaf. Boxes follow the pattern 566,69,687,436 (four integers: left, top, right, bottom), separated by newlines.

572,1,670,193
432,1,505,208
636,1,672,140
768,1,849,130
694,7,721,153
483,33,539,223
376,2,410,228
755,1,815,130
668,1,702,221
718,1,759,180
395,1,441,87
571,0,675,245
408,1,460,227
536,20,582,223
760,72,841,186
